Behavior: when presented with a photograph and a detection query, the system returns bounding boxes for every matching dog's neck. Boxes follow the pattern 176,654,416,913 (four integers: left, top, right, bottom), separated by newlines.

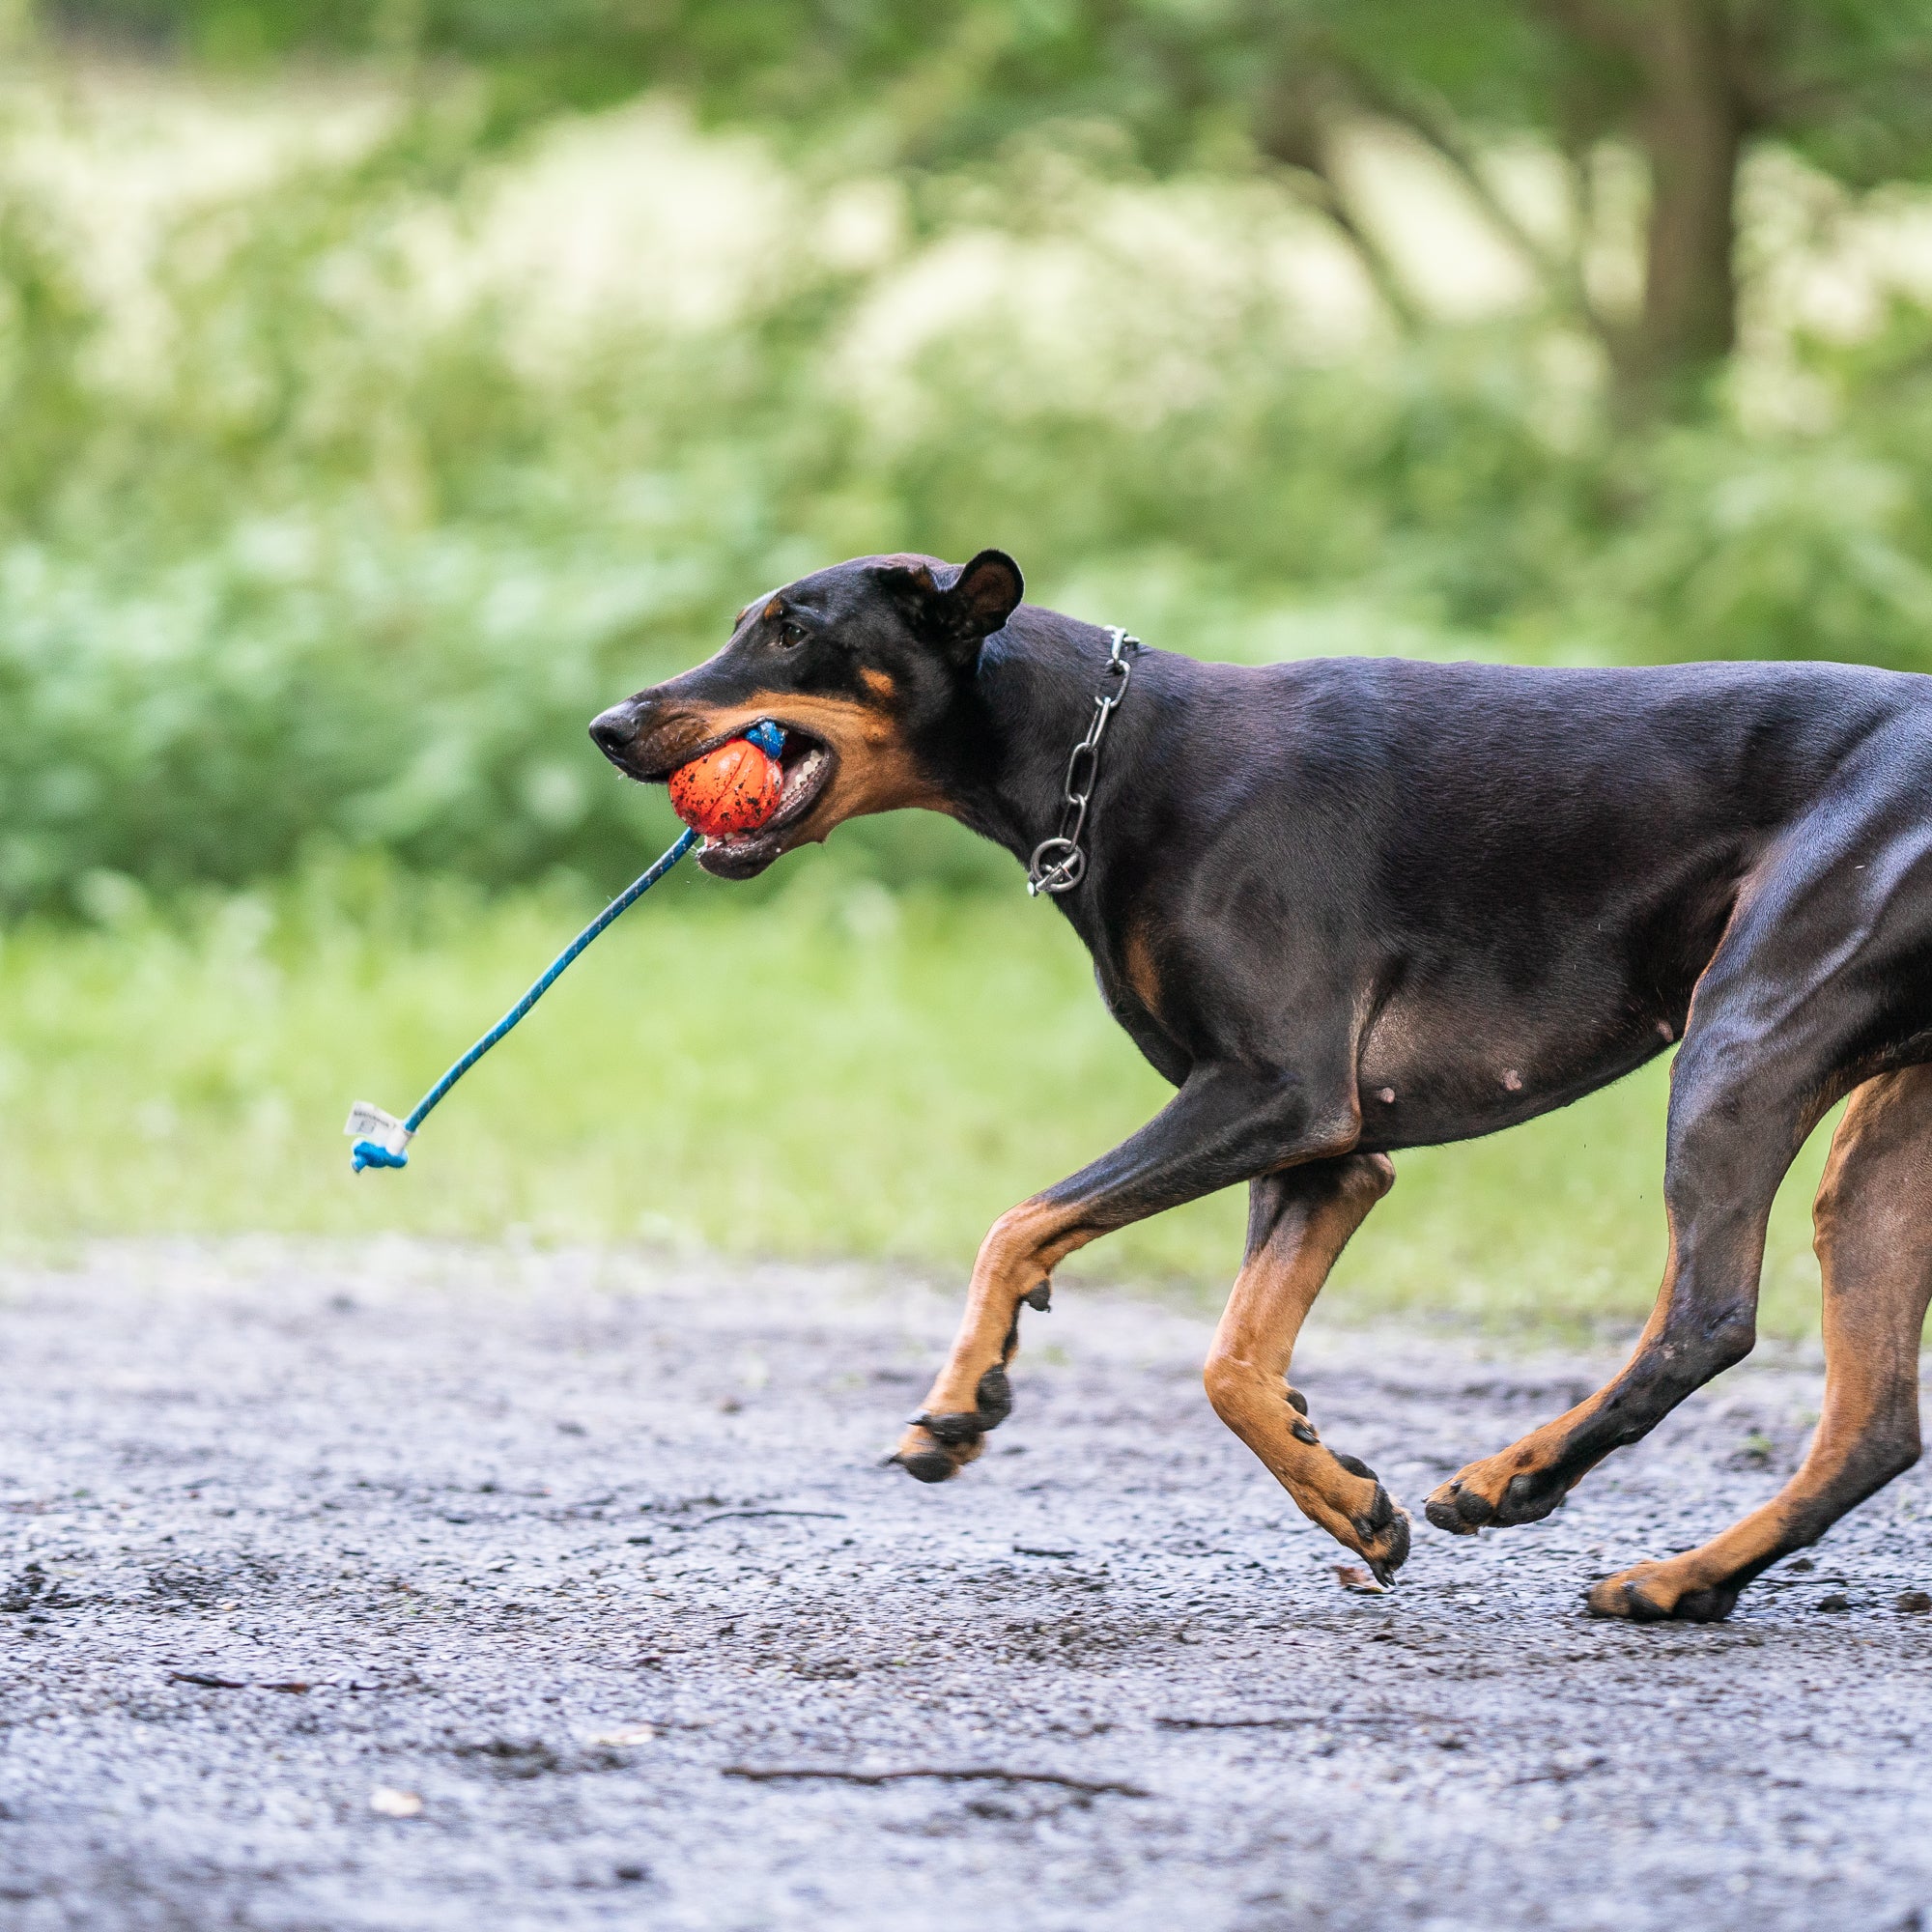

931,605,1158,910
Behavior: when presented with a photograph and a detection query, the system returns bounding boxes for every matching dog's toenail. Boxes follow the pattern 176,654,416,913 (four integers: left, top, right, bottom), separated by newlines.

1292,1420,1318,1444
1335,1453,1376,1480
1023,1284,1051,1312
1284,1384,1309,1414
897,1450,955,1484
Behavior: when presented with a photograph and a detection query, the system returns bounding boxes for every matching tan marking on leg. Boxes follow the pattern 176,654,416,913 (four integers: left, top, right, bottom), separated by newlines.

1203,1154,1408,1578
893,1198,1092,1478
1588,1066,1932,1621
1122,925,1161,1015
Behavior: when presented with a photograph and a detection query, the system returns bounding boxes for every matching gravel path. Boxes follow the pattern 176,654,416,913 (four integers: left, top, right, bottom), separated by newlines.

1,1240,1929,1931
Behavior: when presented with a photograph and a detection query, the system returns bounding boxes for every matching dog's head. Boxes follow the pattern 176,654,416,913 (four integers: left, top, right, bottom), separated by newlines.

589,549,1023,878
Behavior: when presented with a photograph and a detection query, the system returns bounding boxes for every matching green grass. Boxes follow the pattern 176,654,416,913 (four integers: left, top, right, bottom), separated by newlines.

0,851,1839,1340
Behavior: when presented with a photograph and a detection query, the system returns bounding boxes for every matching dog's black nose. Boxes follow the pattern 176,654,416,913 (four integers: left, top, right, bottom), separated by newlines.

588,703,636,761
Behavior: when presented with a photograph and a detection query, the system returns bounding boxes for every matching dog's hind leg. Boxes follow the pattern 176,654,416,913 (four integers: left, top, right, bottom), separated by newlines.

1425,874,1863,1539
1585,1064,1932,1622
1425,1036,1831,1539
1203,1154,1410,1582
1426,747,1932,1540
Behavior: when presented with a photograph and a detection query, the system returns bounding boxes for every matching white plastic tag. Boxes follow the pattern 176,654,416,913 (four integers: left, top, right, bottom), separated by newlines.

344,1101,412,1154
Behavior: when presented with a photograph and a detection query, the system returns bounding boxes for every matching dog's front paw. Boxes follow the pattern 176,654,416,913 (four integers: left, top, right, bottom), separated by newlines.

889,1420,976,1483
888,1366,1013,1483
1355,1488,1412,1586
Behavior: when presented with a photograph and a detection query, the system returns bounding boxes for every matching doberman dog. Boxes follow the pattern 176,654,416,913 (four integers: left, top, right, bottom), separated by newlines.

589,548,1932,1624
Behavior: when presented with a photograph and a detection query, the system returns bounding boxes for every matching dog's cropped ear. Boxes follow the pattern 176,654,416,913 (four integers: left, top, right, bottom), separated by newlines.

939,549,1025,639
875,550,1024,665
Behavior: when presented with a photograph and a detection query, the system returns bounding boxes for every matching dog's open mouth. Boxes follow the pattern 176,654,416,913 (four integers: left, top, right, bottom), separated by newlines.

623,724,833,879
697,726,834,877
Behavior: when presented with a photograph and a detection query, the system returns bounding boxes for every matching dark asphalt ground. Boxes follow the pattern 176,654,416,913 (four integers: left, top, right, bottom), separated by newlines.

1,1239,1929,1931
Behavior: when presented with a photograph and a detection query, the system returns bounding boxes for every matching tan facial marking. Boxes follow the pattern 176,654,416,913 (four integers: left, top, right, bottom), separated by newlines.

763,597,784,622
677,692,950,842
860,668,895,700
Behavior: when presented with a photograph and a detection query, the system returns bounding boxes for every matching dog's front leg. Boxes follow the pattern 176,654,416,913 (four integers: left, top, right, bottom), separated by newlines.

1203,1154,1409,1583
891,1061,1358,1483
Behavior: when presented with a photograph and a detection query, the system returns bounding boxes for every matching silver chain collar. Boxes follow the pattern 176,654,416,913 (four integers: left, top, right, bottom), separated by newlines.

1026,625,1138,897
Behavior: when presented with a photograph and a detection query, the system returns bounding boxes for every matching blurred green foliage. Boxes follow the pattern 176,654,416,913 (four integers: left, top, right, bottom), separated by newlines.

7,84,1932,920
46,0,1932,410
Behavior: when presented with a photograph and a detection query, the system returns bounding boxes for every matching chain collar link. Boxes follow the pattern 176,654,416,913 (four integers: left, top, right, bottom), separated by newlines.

1026,626,1138,896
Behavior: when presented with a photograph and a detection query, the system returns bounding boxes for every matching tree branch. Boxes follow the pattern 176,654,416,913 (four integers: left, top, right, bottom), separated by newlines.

1264,156,1425,333
1347,69,1615,350
1248,62,1425,333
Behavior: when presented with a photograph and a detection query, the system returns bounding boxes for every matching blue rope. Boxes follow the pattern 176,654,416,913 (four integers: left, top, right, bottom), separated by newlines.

352,826,700,1172
351,721,787,1174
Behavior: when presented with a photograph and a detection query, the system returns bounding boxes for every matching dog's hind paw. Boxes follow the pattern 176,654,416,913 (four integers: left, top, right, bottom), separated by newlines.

1423,1483,1489,1534
1582,1559,1739,1625
1426,1460,1569,1536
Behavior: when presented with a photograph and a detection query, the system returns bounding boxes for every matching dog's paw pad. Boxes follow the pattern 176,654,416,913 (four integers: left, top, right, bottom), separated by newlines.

974,1365,1012,1430
1425,1479,1492,1534
894,1447,957,1484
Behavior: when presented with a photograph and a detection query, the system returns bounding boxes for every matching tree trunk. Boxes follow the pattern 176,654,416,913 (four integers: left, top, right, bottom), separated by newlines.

1617,0,1747,419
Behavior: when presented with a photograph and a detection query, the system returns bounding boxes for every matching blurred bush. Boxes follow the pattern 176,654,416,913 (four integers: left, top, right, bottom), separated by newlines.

7,79,1932,919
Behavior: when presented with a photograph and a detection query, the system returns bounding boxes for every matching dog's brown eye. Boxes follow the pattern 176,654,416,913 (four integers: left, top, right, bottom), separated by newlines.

777,620,806,648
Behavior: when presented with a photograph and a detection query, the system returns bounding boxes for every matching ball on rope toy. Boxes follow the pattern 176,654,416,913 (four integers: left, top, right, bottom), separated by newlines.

345,720,787,1174
668,721,786,837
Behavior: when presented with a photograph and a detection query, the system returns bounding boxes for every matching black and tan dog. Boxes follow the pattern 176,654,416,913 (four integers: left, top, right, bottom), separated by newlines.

590,548,1932,1624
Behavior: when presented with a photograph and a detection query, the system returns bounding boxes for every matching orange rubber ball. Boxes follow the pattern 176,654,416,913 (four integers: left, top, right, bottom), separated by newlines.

668,736,784,837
